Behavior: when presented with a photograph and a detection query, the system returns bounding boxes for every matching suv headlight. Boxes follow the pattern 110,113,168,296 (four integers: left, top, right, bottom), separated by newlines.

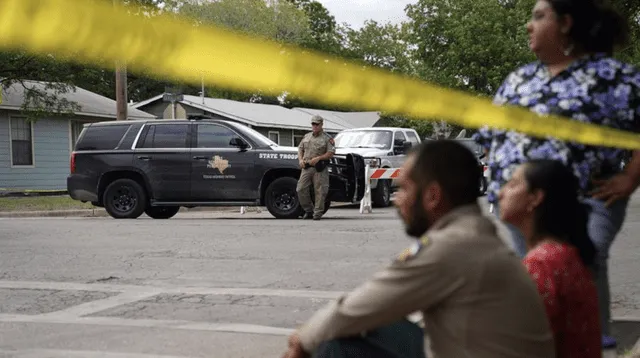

365,157,381,168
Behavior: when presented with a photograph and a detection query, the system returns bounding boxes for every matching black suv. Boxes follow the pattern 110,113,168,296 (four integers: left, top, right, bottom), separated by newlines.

67,118,365,219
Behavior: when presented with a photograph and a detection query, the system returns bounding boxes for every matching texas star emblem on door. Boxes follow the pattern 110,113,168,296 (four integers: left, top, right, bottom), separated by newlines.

207,155,231,174
190,124,256,201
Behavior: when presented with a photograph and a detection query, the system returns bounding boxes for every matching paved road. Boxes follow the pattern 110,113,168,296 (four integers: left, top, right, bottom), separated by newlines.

0,197,638,357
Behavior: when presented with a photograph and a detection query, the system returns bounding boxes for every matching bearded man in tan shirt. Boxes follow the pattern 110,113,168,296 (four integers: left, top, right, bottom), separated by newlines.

283,140,555,358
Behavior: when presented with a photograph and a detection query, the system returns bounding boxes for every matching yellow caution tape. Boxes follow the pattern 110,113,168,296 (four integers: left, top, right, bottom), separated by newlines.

0,0,639,149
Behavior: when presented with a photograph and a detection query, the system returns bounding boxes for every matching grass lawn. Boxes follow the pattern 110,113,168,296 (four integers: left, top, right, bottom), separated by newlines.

0,196,95,212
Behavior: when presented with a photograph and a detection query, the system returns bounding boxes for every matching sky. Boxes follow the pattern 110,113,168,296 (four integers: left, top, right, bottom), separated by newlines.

317,0,415,29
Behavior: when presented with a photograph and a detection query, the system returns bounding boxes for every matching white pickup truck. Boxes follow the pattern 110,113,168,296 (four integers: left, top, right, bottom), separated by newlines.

333,127,421,207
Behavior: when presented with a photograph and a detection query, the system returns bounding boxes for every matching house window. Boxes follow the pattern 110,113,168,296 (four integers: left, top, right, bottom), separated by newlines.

10,117,34,166
268,131,280,145
293,134,305,147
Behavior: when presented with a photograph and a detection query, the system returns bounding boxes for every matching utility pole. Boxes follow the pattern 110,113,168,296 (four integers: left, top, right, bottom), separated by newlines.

114,0,128,120
201,77,205,104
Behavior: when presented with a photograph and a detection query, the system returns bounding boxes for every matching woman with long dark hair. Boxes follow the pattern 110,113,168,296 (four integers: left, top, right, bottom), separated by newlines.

499,159,600,358
474,0,640,346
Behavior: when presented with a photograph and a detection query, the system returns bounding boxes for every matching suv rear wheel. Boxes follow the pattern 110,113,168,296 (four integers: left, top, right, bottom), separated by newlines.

145,206,180,219
103,178,147,219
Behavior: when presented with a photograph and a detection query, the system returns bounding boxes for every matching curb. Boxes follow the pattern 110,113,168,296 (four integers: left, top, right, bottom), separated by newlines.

0,206,261,218
0,202,362,218
0,190,68,198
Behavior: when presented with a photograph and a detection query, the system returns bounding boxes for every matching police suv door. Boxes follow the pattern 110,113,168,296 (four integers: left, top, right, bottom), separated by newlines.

133,122,191,201
190,122,256,201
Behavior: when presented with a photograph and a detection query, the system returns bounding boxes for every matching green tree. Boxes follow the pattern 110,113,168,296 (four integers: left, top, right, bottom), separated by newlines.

281,17,417,111
406,0,535,97
610,0,640,65
178,0,313,103
180,0,311,44
377,113,434,139
399,0,534,137
286,0,344,55
343,20,415,75
0,52,82,120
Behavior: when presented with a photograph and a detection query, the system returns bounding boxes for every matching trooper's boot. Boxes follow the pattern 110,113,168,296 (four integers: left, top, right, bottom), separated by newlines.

302,212,313,219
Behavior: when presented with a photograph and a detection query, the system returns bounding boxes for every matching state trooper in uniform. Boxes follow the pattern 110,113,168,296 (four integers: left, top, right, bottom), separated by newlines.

283,140,555,358
297,115,335,221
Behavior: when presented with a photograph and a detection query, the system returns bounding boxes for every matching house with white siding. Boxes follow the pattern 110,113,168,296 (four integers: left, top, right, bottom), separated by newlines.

0,81,156,191
132,94,381,147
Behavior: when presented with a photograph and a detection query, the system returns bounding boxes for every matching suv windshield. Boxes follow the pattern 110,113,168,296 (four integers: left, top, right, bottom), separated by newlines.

334,130,392,149
233,124,277,147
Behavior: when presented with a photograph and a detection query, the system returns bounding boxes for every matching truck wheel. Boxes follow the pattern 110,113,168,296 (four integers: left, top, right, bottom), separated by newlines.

265,177,302,219
372,179,391,207
145,206,180,219
103,178,147,219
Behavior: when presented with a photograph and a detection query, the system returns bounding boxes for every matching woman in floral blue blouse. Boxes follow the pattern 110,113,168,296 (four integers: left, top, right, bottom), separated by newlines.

473,0,640,348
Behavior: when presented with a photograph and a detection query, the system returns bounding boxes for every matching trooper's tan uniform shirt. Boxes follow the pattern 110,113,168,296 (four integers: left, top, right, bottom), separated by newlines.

296,129,335,217
298,204,555,358
299,131,335,162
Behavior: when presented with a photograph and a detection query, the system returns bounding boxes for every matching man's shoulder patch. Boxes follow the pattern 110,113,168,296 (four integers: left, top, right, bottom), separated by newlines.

395,236,430,262
323,133,335,145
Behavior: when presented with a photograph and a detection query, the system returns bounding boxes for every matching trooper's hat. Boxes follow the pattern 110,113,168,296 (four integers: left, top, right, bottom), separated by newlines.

311,115,324,124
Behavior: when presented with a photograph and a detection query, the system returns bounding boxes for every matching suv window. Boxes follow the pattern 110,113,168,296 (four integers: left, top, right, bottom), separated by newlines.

140,124,189,148
75,124,130,150
394,131,407,144
196,124,239,148
406,131,420,144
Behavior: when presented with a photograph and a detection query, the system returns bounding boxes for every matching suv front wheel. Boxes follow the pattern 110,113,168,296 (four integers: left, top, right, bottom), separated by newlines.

103,178,147,219
265,177,301,219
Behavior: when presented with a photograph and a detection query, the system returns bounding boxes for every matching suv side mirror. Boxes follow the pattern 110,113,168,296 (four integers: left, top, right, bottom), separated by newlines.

394,139,408,153
230,137,249,150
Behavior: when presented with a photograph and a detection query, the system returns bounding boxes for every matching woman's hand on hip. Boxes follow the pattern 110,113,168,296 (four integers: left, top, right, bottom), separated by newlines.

590,173,637,207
